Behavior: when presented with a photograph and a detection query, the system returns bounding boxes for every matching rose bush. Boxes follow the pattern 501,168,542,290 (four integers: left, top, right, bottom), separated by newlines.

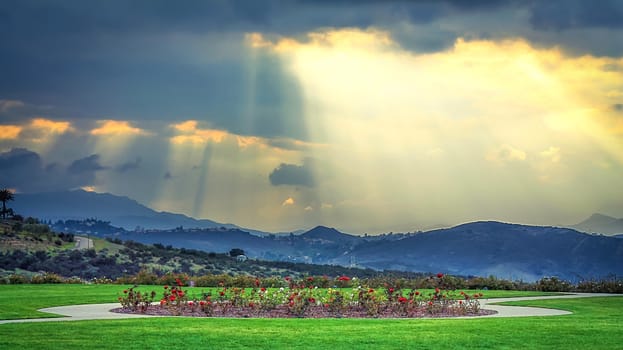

118,273,485,318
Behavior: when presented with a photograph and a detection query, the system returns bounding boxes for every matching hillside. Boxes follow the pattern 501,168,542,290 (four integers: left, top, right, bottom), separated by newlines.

0,219,396,280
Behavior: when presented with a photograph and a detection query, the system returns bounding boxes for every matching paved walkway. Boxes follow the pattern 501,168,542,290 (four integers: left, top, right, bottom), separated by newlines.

474,292,620,318
0,293,619,324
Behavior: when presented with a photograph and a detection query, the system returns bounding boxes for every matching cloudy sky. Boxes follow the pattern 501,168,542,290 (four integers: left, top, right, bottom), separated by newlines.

1,0,622,233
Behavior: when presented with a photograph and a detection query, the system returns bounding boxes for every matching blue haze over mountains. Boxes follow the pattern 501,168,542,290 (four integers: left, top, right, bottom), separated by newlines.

12,190,623,282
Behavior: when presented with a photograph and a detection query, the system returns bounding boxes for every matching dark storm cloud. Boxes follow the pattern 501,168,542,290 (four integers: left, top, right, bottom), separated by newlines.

1,0,622,138
529,0,623,31
68,155,107,174
115,157,142,173
0,148,106,192
269,158,315,187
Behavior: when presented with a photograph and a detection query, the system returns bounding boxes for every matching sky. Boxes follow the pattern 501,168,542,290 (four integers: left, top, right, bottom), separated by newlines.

1,0,622,234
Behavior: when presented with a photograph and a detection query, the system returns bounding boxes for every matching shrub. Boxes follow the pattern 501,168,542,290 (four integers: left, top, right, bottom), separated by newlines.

31,272,64,284
8,274,29,284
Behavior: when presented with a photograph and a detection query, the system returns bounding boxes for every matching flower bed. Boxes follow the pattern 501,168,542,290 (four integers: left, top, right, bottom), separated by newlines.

115,274,495,318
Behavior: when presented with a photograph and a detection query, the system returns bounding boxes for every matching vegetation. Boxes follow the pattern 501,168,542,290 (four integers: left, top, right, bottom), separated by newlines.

2,222,623,294
0,291,621,349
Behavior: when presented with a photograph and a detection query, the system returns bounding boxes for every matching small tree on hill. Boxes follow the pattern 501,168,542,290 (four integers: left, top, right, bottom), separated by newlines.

0,188,15,219
229,248,245,257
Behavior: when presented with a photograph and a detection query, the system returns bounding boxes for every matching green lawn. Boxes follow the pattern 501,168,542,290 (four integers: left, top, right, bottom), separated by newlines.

0,284,561,320
0,296,621,349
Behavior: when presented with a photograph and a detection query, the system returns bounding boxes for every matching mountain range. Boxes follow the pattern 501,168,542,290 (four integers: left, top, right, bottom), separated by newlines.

9,190,623,281
11,190,268,236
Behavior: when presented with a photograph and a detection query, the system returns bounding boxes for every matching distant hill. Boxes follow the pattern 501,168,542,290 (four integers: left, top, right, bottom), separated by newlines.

301,226,359,243
11,190,266,234
338,221,623,282
572,213,623,235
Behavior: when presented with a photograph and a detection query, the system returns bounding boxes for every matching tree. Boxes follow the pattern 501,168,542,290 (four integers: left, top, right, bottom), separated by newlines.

0,188,15,219
229,248,245,257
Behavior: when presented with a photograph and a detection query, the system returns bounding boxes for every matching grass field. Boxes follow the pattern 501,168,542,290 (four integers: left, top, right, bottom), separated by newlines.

0,292,621,349
0,284,562,320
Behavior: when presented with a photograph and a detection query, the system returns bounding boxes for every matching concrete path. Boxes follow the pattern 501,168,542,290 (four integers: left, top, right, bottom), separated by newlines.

475,292,620,318
0,293,619,324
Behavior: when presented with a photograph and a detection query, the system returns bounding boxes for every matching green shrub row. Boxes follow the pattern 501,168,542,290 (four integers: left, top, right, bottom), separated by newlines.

2,270,621,293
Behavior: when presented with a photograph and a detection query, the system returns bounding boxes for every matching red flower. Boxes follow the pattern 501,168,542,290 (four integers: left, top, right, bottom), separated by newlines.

368,288,375,293
435,288,440,294
460,291,465,295
437,273,444,279
178,291,185,298
169,295,176,302
199,301,206,306
308,297,316,303
289,301,294,307
219,291,225,296
176,278,183,287
388,288,394,293
123,290,128,294
164,285,169,290
459,300,463,305
255,279,260,287
338,276,350,281
428,301,433,306
398,296,407,303
415,291,420,296
249,302,255,307
324,303,330,308
160,299,166,305
118,297,123,301
284,276,291,281
307,277,314,282
260,287,266,292
188,301,194,306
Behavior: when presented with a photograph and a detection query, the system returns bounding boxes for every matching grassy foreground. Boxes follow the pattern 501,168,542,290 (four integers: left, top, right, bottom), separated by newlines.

0,284,561,320
0,296,621,349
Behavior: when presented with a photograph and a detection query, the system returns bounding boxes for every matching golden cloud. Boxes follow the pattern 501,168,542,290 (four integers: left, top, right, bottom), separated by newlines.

170,120,228,145
282,197,295,206
0,125,21,139
90,120,147,136
31,118,73,134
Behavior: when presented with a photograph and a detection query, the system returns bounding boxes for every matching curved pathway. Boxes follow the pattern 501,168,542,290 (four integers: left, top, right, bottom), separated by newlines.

0,293,619,324
474,292,619,318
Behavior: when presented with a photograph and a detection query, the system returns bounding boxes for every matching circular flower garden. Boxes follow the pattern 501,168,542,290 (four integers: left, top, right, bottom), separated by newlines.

115,274,494,318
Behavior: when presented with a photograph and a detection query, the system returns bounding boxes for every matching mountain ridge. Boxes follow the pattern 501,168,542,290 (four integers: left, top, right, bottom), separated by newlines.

11,190,267,234
8,190,623,282
572,213,623,235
